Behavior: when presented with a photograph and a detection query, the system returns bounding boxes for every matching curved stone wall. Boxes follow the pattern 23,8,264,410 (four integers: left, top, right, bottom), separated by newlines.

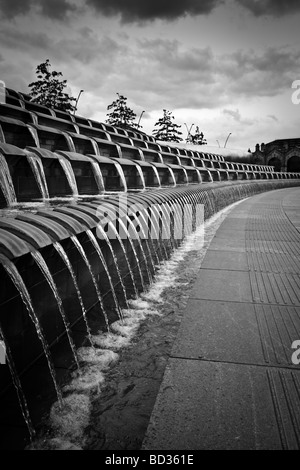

1,87,300,446
1,179,299,384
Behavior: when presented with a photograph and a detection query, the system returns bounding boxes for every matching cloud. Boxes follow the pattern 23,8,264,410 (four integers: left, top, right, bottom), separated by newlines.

1,24,299,128
37,0,78,20
85,0,224,23
222,108,254,126
102,38,220,110
0,25,51,50
0,0,30,18
136,38,214,78
238,0,300,17
220,46,300,98
223,108,241,121
0,0,78,20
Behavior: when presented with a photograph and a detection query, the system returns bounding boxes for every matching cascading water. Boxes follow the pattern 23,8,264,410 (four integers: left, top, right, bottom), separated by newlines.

90,162,105,193
59,159,79,197
107,221,139,299
86,229,123,321
113,161,127,192
133,208,157,272
27,126,40,147
125,214,152,286
157,200,177,254
70,235,110,331
53,241,94,349
118,218,145,291
0,325,35,440
95,201,146,290
135,202,162,266
0,255,62,405
126,208,155,282
26,153,50,200
204,188,215,216
136,165,146,190
149,204,168,260
95,225,129,309
63,134,77,153
0,153,17,206
31,250,80,371
150,204,169,260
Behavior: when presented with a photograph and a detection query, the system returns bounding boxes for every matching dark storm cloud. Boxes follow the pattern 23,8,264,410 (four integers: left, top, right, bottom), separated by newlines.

37,0,78,20
0,25,51,50
238,0,300,17
85,0,224,23
0,0,30,18
0,0,77,20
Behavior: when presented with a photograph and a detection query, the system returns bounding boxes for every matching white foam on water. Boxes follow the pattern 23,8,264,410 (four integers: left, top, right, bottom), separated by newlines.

77,347,118,366
122,308,147,321
92,332,132,350
62,365,106,393
123,308,160,319
62,348,119,393
110,317,141,338
128,299,152,310
49,394,90,443
29,438,82,451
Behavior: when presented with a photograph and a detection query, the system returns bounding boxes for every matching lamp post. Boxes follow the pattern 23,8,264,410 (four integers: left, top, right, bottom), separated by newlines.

74,89,84,115
224,132,231,148
137,110,145,128
184,123,194,142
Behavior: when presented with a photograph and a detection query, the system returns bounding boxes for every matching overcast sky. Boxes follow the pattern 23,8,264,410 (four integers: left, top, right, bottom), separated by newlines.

0,0,299,150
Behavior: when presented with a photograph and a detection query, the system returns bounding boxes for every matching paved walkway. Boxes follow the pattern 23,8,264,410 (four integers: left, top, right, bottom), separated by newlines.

143,187,300,450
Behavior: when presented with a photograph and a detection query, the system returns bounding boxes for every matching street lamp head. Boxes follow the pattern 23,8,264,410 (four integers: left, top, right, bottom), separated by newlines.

73,89,85,115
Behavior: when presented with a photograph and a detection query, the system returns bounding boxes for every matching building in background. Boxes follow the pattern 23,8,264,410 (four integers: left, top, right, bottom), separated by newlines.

252,139,300,172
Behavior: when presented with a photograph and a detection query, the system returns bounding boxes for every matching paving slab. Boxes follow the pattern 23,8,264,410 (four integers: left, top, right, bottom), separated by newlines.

171,299,264,364
201,250,248,271
215,219,248,232
208,236,246,252
190,269,253,303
